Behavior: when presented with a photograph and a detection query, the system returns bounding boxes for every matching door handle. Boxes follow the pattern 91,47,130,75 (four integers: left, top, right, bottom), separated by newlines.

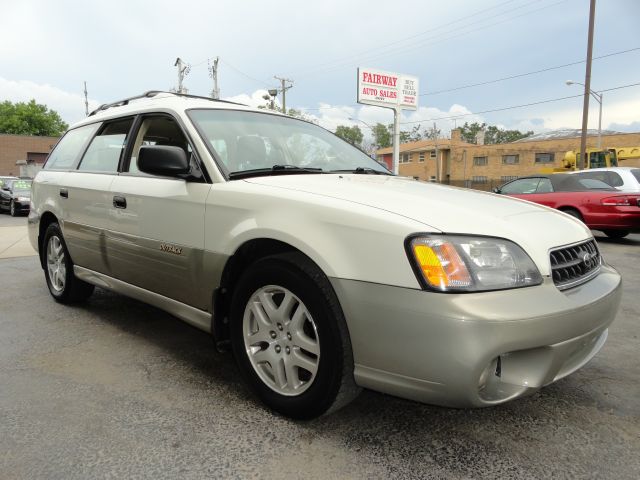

113,196,127,209
59,188,68,198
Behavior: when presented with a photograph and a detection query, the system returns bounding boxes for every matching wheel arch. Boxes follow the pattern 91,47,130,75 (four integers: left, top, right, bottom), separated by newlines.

212,237,333,346
558,205,584,219
38,211,60,269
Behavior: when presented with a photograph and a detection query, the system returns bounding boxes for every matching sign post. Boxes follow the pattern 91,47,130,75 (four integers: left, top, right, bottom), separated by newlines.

357,67,419,174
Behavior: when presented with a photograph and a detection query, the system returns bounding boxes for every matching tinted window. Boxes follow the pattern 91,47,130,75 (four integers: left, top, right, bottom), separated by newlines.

631,169,640,183
78,119,133,172
500,178,541,194
577,178,613,190
536,178,553,193
45,124,100,170
573,171,622,187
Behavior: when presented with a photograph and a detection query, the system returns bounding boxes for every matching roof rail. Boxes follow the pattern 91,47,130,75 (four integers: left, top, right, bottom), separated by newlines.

88,90,245,117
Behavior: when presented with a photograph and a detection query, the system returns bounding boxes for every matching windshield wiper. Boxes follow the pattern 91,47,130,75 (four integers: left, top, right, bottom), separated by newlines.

228,165,323,180
330,167,393,175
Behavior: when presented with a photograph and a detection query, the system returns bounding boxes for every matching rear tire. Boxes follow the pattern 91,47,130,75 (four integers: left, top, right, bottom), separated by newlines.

43,222,95,304
10,200,18,217
561,208,583,222
603,230,629,239
230,252,360,419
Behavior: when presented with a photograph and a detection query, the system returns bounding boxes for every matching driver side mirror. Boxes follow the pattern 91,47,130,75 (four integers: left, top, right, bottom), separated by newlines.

492,187,501,194
138,145,190,177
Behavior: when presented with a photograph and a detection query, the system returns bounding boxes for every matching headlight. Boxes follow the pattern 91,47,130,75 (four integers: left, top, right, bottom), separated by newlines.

17,196,30,202
407,235,542,292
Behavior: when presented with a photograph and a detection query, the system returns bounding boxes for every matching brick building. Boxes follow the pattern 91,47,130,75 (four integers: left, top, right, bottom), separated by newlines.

0,134,59,176
377,129,640,190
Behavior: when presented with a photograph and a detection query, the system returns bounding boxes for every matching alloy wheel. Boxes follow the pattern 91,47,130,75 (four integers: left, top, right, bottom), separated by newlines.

243,285,320,396
46,235,66,293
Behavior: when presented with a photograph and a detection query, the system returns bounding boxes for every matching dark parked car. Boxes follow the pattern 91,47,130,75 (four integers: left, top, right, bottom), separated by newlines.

0,179,32,216
495,174,640,239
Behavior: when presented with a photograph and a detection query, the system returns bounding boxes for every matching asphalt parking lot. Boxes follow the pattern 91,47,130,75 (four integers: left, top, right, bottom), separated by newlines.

1,214,639,479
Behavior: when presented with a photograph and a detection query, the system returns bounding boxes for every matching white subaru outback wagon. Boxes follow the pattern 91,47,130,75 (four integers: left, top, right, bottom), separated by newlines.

29,91,621,419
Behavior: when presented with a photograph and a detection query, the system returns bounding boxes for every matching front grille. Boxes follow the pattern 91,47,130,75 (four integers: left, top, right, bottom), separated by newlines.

550,239,601,290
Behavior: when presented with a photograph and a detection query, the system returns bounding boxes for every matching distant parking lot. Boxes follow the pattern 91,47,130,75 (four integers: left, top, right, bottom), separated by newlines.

1,215,638,479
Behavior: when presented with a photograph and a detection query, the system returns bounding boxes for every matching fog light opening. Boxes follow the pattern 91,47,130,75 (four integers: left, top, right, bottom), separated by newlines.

479,356,502,391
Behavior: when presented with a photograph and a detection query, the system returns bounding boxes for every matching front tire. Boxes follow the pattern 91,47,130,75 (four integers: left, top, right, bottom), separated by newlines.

10,200,17,217
603,229,629,239
43,222,94,303
230,252,360,419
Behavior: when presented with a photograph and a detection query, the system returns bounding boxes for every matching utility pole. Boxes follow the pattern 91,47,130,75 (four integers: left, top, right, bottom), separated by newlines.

579,0,596,170
274,76,293,113
174,57,190,94
83,81,89,117
433,122,440,182
208,57,220,99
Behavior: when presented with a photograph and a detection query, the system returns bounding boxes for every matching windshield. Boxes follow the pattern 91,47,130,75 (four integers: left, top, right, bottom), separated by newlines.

188,109,390,177
11,180,32,192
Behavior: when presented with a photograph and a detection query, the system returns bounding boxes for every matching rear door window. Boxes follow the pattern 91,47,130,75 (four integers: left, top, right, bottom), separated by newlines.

78,119,134,173
44,124,100,170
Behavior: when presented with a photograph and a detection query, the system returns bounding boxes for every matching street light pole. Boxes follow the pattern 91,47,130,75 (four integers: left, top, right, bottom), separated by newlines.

566,80,603,150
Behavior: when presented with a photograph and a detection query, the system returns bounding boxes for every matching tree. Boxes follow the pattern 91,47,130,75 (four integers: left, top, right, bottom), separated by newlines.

459,121,533,144
334,125,363,147
372,122,392,149
459,122,487,144
0,99,68,136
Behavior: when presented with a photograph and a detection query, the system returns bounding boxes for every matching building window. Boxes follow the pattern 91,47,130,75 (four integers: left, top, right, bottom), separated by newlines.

419,152,425,162
430,150,436,158
473,156,488,166
535,153,555,164
400,153,411,163
501,175,519,182
502,154,519,165
472,176,488,184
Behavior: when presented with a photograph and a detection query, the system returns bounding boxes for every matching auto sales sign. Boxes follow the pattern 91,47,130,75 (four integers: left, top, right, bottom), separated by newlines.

357,67,418,110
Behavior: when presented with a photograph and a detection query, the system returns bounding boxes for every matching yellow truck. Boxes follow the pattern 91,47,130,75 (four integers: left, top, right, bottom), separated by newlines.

541,147,640,172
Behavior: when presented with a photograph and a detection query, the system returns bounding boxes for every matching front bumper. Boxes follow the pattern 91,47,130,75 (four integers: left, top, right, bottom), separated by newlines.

331,264,621,407
12,200,30,213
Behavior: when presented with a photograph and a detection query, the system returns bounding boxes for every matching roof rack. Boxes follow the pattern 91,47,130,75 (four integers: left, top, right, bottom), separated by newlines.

88,90,245,117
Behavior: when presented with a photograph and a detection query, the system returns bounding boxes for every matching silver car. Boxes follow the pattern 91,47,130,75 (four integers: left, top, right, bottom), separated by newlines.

28,91,621,419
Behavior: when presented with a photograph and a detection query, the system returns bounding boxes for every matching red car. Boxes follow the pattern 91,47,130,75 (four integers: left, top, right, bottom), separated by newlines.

495,174,640,239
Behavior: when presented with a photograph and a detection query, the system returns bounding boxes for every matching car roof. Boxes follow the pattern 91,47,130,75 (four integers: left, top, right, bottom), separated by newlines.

71,91,283,129
570,167,638,172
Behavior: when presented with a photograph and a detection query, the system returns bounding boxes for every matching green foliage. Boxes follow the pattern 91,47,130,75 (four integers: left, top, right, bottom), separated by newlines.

372,123,392,149
334,125,364,147
459,121,533,144
0,99,68,136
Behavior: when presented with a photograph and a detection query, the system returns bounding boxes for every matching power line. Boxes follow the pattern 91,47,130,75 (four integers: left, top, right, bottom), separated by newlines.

300,45,639,113
422,47,640,96
399,81,640,125
219,59,273,88
292,0,519,77
295,0,566,79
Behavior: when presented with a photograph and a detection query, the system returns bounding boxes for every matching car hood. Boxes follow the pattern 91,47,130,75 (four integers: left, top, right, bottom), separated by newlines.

244,174,592,250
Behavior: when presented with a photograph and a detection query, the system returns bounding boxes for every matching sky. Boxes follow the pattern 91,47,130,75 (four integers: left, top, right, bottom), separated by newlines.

1,0,639,139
